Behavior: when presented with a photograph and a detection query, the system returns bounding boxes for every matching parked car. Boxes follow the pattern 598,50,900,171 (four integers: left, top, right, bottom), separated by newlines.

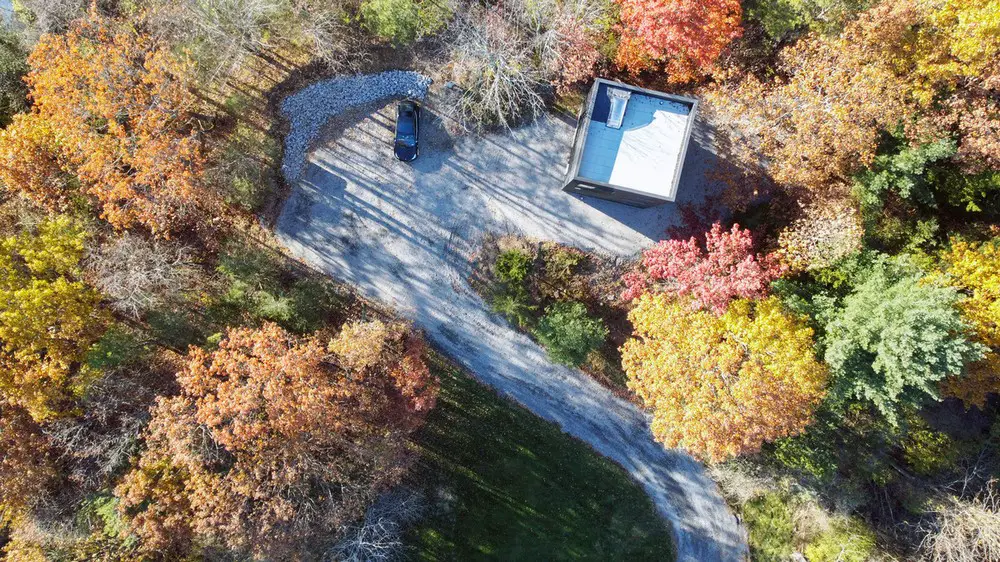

393,100,420,162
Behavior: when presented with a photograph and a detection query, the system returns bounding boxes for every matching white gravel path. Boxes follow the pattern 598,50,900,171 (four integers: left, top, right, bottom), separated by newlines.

275,73,748,562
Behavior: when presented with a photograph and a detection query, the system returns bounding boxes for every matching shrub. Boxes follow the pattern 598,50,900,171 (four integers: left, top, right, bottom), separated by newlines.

491,292,537,329
934,168,1000,213
771,429,840,482
918,482,1000,562
902,424,958,476
212,246,341,333
494,249,533,287
85,326,149,372
213,121,280,213
283,278,342,333
742,492,795,562
804,518,876,562
361,0,451,44
146,308,205,350
533,301,607,367
539,246,587,301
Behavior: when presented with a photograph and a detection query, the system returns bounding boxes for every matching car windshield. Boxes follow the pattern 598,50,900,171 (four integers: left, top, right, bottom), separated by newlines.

397,112,415,136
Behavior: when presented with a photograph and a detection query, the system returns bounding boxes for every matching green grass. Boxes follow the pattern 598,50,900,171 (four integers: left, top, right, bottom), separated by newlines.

406,357,674,561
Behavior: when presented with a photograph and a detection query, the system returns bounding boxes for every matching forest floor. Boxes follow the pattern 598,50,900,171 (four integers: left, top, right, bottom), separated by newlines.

274,73,747,561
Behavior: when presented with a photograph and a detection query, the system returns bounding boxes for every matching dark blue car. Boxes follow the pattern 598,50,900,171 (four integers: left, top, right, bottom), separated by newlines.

394,100,420,162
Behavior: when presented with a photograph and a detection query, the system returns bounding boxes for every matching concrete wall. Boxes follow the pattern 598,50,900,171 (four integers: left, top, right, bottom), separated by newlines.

562,179,667,208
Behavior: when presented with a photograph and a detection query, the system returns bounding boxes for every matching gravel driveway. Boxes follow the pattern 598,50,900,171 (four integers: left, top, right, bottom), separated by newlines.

275,74,747,562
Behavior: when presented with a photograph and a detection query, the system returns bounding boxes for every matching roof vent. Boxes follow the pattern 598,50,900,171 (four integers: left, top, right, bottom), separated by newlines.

606,88,631,129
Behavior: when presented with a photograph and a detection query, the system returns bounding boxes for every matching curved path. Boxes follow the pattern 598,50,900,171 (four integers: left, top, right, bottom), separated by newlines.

275,75,747,561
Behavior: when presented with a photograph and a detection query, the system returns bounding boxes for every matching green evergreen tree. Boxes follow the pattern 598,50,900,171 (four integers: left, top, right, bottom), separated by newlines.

822,255,983,422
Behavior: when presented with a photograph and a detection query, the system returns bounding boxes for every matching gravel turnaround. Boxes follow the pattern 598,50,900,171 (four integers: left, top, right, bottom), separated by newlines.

276,73,748,562
280,71,432,182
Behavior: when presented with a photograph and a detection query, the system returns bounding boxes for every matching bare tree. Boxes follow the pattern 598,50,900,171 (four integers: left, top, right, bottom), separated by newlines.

446,0,608,130
917,480,1000,562
328,489,425,562
85,232,198,319
44,372,161,489
16,0,87,37
293,0,365,72
144,0,359,86
448,5,546,130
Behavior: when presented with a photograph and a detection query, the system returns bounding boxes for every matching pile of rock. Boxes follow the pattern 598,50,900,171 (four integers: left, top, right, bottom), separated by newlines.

280,71,432,181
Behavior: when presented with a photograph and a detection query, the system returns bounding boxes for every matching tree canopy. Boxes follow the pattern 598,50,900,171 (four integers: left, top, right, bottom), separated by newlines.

623,223,782,313
938,238,1000,407
117,321,437,559
0,217,109,421
822,255,984,421
0,13,212,235
622,294,827,461
615,0,742,81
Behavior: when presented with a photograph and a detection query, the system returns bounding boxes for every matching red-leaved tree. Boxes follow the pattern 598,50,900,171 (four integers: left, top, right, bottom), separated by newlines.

615,0,742,82
623,223,782,313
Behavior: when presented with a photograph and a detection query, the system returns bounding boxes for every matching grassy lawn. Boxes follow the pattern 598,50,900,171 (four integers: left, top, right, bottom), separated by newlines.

406,356,674,561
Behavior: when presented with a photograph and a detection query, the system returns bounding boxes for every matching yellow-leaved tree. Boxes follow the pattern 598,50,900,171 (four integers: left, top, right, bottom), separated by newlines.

622,295,827,462
940,237,1000,408
0,217,109,421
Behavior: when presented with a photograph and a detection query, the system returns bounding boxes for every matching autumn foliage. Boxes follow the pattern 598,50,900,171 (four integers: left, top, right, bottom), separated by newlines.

622,295,827,462
0,13,210,235
623,223,782,313
0,405,59,525
776,198,864,272
117,321,437,559
706,6,913,191
708,0,1000,190
0,217,109,421
615,0,742,82
939,238,1000,408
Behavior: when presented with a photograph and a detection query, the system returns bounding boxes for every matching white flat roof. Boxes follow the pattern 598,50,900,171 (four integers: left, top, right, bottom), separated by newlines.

577,92,691,200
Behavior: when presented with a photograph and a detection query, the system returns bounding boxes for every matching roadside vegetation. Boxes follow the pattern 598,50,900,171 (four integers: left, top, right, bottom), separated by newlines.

471,234,632,390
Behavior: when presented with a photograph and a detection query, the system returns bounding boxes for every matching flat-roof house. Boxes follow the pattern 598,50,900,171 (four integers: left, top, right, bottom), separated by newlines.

563,79,698,207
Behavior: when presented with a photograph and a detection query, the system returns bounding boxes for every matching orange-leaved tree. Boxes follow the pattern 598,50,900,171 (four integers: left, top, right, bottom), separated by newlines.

117,321,437,559
0,404,60,526
0,12,211,235
615,0,742,82
705,2,915,191
622,294,827,461
706,0,1000,189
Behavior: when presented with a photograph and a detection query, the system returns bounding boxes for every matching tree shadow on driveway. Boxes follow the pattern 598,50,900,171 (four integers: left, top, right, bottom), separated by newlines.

275,98,748,562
